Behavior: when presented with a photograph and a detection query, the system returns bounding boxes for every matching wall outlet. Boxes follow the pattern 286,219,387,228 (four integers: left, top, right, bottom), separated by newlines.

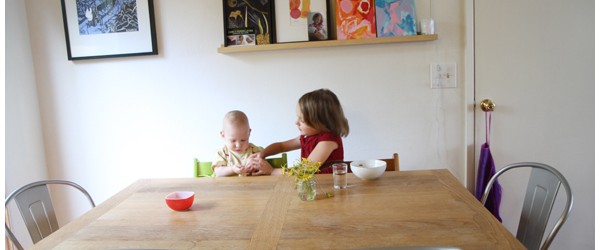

430,63,457,89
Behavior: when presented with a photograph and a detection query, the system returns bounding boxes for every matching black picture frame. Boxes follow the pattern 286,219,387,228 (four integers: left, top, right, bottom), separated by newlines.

222,0,275,47
60,0,158,60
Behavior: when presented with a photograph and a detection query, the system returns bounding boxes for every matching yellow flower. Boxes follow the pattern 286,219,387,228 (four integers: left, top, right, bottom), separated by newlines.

283,158,334,199
283,158,321,182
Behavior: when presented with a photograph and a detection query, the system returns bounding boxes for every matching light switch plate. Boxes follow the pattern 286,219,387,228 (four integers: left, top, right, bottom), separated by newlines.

430,63,457,89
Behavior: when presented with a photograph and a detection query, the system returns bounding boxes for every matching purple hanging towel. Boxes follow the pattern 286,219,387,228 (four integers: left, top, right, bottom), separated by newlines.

475,112,502,222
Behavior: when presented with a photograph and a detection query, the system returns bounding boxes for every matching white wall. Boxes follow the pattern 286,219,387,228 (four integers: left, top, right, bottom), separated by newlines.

5,0,49,191
5,0,51,247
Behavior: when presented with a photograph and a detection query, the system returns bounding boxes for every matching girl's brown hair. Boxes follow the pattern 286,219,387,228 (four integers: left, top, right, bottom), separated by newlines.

298,89,349,137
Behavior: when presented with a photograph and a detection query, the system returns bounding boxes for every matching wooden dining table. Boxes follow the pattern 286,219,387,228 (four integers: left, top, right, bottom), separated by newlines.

31,169,524,249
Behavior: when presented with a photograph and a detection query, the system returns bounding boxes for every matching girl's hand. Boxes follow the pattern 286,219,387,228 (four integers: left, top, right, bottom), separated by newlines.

251,157,273,176
251,152,264,159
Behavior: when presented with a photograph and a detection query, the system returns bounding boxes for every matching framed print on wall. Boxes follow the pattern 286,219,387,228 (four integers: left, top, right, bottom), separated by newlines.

60,0,158,60
223,0,275,46
307,11,328,41
375,0,417,37
275,0,329,43
336,0,377,40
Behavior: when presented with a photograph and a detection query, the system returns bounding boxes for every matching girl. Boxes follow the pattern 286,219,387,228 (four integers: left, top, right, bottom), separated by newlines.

258,88,349,174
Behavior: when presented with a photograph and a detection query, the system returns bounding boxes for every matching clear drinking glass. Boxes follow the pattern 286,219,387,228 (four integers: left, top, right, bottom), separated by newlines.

420,18,435,35
332,163,348,189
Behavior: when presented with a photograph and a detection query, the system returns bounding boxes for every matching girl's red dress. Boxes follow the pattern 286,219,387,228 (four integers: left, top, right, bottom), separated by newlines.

300,132,344,174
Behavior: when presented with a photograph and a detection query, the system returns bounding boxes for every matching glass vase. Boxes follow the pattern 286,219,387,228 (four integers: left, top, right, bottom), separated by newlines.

296,177,317,201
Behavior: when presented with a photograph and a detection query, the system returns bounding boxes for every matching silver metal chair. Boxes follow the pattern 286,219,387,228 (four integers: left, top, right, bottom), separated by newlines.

481,162,573,250
5,180,96,250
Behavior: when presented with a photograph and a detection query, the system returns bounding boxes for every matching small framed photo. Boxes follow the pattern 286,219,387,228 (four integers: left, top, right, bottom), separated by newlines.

307,12,328,41
226,33,257,46
60,0,158,60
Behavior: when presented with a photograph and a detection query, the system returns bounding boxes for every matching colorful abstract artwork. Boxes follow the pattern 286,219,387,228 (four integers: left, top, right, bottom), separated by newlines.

375,0,416,37
336,0,376,40
289,0,311,25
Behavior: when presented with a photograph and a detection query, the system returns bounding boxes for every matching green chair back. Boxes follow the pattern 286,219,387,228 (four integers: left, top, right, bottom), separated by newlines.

267,153,287,168
194,159,214,177
194,153,287,177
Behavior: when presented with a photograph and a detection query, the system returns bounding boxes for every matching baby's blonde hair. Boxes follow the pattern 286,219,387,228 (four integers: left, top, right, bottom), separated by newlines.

298,89,349,137
223,110,250,130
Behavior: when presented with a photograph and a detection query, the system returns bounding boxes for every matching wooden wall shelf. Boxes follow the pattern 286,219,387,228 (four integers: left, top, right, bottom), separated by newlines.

217,34,438,54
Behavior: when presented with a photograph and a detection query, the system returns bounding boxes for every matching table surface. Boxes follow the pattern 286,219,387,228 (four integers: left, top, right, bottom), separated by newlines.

32,170,524,250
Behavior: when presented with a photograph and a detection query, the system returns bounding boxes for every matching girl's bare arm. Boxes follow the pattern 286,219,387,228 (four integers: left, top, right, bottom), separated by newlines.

307,141,338,164
259,136,301,158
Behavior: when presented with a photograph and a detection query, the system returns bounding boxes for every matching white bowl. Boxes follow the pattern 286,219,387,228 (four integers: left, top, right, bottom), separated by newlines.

350,160,386,180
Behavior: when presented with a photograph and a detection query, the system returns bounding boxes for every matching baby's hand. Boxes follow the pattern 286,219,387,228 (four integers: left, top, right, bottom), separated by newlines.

231,164,242,174
233,164,251,176
241,158,257,175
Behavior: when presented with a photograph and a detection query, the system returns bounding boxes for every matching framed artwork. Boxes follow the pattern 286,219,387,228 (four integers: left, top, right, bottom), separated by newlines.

60,0,158,61
375,0,417,37
336,0,377,40
223,0,275,46
275,0,329,43
308,12,328,41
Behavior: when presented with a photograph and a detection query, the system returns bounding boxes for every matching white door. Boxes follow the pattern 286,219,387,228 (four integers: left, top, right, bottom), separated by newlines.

472,0,593,249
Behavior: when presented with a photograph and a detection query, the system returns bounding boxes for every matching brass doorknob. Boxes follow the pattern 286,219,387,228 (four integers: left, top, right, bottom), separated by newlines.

480,99,495,112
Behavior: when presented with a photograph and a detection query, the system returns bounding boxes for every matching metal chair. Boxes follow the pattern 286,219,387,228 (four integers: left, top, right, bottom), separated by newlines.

480,162,573,250
194,153,288,177
5,180,96,250
344,153,400,172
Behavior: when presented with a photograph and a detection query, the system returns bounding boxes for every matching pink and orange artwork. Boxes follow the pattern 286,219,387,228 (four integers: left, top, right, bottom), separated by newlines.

289,0,311,25
336,0,377,40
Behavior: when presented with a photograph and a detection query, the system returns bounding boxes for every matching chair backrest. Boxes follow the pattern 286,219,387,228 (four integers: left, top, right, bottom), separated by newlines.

480,162,573,250
266,153,288,168
5,180,96,250
344,153,400,172
194,153,288,177
194,159,214,177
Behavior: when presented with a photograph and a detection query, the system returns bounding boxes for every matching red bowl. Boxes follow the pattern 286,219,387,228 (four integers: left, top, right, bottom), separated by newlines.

165,191,194,211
